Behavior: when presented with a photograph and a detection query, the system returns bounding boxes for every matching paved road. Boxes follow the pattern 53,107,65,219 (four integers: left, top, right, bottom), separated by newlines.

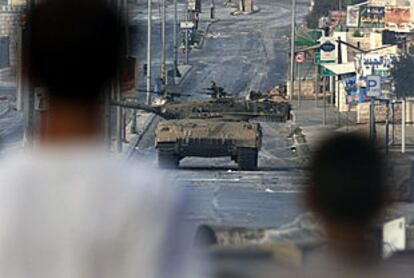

0,87,23,154
131,0,311,229
179,0,309,97
132,117,307,228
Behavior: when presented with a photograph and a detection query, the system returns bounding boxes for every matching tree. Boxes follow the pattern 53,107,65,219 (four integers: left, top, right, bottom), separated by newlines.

306,0,337,28
306,0,366,29
391,55,414,99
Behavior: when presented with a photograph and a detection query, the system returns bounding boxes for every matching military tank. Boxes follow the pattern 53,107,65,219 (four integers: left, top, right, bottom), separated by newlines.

113,87,291,170
114,94,291,122
156,119,262,170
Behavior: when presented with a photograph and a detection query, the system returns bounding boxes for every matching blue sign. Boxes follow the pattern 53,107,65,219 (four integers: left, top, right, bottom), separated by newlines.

342,75,358,105
366,75,381,97
320,41,335,52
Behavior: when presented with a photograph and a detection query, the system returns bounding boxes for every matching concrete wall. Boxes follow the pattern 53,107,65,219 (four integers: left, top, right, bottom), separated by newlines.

286,80,316,99
355,101,414,124
347,35,371,52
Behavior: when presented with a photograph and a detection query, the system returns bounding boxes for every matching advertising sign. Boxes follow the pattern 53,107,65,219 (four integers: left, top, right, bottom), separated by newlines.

320,40,337,63
358,54,396,78
180,21,195,29
188,0,202,13
384,7,410,29
342,75,359,104
346,6,360,27
366,75,382,97
329,10,347,26
359,6,385,28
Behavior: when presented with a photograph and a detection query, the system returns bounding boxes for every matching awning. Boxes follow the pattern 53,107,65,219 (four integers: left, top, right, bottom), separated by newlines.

321,62,355,75
295,30,323,48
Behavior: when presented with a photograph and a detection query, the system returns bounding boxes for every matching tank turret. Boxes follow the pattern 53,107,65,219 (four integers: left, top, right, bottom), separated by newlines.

112,96,291,122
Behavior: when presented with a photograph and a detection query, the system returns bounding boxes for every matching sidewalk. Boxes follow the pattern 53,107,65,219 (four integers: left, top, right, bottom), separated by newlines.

292,99,357,152
117,4,223,158
293,100,414,202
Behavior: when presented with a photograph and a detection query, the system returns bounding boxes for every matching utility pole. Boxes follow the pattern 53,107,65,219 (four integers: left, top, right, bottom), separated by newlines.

185,30,189,65
146,0,152,105
115,76,123,152
336,76,340,126
104,86,112,148
16,22,23,111
289,0,296,102
323,77,326,125
392,101,395,144
23,0,35,147
160,0,166,89
369,97,376,142
173,0,178,81
315,63,318,107
402,99,406,153
185,2,189,65
116,0,124,152
385,100,389,154
297,62,301,108
330,76,334,107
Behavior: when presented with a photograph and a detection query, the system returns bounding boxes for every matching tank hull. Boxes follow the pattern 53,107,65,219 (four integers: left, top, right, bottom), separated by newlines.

155,119,262,170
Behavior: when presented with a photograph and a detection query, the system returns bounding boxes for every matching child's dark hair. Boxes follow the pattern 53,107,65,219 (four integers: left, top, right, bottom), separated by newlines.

27,0,122,103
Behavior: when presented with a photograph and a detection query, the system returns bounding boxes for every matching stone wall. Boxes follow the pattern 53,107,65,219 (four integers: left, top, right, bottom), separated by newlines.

286,80,316,99
355,101,414,124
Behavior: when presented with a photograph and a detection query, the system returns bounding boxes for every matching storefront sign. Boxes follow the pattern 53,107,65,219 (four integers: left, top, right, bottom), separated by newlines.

342,75,359,104
384,7,410,29
360,6,385,28
356,54,396,78
347,6,360,27
320,40,337,63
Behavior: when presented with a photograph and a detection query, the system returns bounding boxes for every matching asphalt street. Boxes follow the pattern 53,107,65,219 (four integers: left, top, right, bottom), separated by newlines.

131,0,311,229
0,87,22,154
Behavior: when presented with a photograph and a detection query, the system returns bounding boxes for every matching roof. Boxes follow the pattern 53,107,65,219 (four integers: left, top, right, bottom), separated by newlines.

321,62,355,75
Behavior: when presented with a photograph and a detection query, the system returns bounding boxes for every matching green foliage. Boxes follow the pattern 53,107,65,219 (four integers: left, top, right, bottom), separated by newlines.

352,29,363,37
391,55,414,99
306,0,338,29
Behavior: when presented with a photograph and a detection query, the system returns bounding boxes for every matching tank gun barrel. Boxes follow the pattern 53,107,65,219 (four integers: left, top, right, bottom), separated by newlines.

111,100,162,115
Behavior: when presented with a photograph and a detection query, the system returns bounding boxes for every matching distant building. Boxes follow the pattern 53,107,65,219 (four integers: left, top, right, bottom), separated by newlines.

0,4,23,84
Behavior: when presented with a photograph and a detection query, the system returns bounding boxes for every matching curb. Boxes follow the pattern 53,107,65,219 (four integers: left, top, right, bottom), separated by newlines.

124,64,192,159
125,114,156,160
175,65,194,86
0,102,9,117
123,14,220,159
194,19,219,50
